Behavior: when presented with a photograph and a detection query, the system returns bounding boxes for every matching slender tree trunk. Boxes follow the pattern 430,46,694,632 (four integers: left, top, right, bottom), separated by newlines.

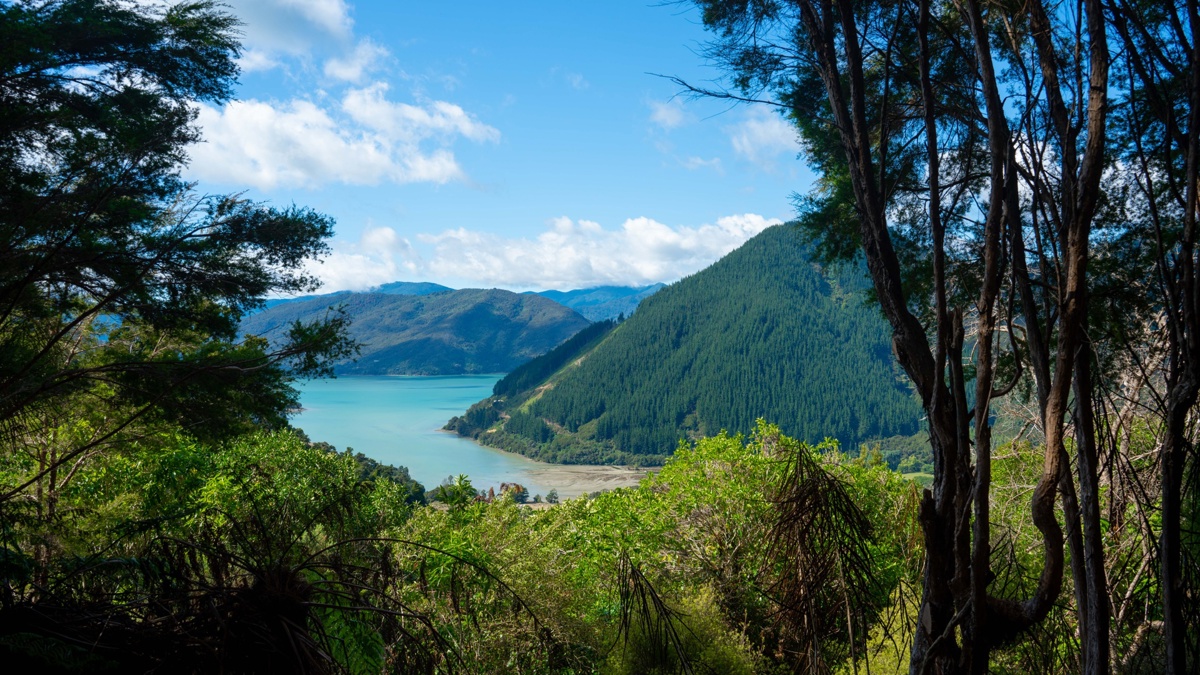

1073,342,1111,675
1162,378,1196,675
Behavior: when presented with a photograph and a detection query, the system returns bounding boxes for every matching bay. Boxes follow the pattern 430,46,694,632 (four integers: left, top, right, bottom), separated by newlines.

292,375,644,499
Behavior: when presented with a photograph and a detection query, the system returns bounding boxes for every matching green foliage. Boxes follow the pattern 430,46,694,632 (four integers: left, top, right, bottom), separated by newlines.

395,422,922,673
604,586,763,675
332,446,426,504
0,0,354,507
2,373,928,674
242,288,591,375
427,473,479,510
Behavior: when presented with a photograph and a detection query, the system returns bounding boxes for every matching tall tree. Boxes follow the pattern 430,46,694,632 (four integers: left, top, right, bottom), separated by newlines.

688,0,1114,671
0,0,354,505
1108,0,1200,670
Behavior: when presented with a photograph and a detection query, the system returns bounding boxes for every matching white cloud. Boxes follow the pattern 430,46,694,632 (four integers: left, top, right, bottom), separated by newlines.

324,38,389,83
649,100,687,130
417,214,781,289
342,83,500,143
237,49,281,73
728,108,800,170
306,226,424,292
188,85,499,189
276,0,352,36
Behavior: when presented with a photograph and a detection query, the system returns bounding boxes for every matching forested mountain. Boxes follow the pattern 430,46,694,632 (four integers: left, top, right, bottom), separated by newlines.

447,225,922,464
242,288,590,375
532,284,664,321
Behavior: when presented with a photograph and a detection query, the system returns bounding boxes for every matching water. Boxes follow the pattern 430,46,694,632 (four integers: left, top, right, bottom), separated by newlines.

292,375,641,498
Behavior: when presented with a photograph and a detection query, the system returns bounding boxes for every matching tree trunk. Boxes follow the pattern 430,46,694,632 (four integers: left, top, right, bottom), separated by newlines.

1162,379,1196,675
1073,344,1111,675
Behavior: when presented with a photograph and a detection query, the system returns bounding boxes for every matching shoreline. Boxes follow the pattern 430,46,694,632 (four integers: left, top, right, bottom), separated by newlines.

433,427,649,498
295,375,649,500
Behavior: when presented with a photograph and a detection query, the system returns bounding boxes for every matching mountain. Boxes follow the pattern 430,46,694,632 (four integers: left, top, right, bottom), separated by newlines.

241,288,590,375
532,284,664,321
260,281,452,312
446,225,923,465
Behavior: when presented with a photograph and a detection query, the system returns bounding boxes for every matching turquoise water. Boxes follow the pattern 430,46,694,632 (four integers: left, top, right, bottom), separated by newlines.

292,375,567,496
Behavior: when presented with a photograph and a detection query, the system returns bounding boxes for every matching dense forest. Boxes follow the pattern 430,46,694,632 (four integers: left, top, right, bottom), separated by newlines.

1,1,1198,674
241,288,590,375
448,225,925,464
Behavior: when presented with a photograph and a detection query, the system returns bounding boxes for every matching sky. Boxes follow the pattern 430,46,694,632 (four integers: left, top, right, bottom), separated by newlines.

173,0,817,292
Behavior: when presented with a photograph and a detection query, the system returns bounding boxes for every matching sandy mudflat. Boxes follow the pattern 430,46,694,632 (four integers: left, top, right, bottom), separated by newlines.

520,464,649,499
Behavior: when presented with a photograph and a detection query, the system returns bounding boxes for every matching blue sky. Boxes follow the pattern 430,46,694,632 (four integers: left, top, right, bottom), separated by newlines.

175,0,816,292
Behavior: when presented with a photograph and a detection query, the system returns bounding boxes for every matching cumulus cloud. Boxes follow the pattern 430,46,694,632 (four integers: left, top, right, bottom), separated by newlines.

301,214,781,292
418,213,781,289
305,226,424,292
342,83,500,143
187,84,498,189
649,100,687,130
728,108,800,170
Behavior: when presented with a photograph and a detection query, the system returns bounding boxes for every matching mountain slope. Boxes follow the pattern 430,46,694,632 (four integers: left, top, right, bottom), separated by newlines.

533,284,664,321
242,289,590,375
447,225,921,464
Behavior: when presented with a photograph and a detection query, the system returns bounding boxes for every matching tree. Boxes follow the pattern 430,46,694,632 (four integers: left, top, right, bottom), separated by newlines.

0,0,353,506
688,0,1119,671
1107,1,1200,670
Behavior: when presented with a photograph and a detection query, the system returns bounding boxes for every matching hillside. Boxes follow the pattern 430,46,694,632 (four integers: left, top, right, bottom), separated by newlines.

533,284,664,321
242,288,590,375
446,225,923,464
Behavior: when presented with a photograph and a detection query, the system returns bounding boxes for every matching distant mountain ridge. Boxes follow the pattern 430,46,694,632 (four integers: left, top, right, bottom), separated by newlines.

260,281,452,311
261,282,659,321
241,288,590,375
446,225,923,465
531,285,664,321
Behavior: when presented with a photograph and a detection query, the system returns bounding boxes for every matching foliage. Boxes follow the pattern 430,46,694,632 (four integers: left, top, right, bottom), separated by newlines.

0,0,354,508
0,430,431,672
394,422,922,674
684,0,1200,670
